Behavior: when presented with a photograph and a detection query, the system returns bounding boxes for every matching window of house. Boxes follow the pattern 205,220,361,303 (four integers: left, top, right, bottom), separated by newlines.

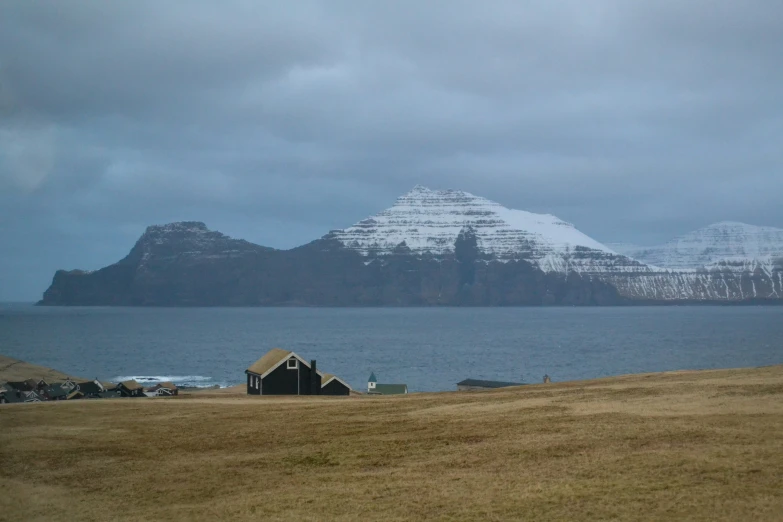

287,358,298,369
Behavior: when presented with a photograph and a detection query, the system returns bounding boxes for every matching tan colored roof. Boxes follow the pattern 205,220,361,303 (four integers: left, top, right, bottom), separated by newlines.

101,382,118,390
120,379,143,391
156,381,177,390
246,348,291,376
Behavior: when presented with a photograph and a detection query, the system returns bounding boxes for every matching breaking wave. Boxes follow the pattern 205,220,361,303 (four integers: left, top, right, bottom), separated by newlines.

111,375,227,388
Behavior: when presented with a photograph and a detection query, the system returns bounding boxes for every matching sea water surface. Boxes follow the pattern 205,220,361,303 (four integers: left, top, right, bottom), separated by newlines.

1,305,781,392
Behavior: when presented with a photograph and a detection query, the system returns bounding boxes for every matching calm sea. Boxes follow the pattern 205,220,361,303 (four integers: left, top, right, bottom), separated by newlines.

1,305,781,392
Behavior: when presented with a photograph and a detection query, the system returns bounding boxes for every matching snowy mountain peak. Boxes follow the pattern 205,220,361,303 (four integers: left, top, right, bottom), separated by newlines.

709,221,750,228
144,221,209,235
407,184,434,194
611,221,783,270
328,186,623,272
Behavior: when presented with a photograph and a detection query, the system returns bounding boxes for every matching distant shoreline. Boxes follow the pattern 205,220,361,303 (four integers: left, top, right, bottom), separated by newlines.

4,353,783,399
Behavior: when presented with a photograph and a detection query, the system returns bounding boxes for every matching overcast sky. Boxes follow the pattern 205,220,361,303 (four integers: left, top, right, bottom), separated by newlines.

1,1,782,300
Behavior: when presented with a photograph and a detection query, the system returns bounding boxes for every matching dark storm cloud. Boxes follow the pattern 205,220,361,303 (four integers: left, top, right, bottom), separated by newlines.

1,0,782,299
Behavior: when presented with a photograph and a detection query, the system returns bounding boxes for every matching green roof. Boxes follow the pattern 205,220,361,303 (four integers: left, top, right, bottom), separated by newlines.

371,383,407,395
44,385,70,398
368,372,377,383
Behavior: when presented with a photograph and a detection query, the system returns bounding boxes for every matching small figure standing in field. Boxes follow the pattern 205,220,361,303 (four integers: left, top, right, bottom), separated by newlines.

543,374,551,384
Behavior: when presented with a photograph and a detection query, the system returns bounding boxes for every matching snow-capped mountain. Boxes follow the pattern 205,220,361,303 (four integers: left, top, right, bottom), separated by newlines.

327,185,649,274
610,222,783,270
327,187,783,301
37,187,783,306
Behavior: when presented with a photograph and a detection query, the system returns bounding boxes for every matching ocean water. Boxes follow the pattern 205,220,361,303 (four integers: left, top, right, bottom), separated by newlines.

1,305,782,392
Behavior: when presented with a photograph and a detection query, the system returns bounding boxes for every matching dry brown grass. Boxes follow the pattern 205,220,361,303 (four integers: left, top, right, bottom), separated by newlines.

2,365,783,521
0,355,86,383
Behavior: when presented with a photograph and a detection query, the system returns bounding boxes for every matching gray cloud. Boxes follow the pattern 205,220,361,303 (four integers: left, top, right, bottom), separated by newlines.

1,0,782,300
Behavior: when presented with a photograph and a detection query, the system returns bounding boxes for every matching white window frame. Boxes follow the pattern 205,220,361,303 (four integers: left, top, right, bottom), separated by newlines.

287,358,298,370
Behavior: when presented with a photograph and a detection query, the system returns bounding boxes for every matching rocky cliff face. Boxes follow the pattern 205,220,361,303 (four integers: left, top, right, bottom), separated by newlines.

38,189,783,306
40,222,274,306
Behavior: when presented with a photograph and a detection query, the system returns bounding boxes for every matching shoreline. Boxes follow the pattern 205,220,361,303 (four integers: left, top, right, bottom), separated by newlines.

5,352,782,399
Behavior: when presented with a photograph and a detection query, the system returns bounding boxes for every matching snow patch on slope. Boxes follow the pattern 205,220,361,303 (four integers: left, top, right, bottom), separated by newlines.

611,222,783,270
326,187,783,300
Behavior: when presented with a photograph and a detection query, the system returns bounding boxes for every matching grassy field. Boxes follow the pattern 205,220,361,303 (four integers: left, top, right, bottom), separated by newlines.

0,355,86,383
2,366,783,521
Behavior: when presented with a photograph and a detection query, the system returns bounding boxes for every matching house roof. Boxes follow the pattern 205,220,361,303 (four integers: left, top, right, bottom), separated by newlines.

76,380,104,395
66,390,84,400
321,373,352,390
457,379,524,389
246,348,293,376
246,349,321,379
120,380,143,391
371,383,407,395
44,385,70,398
147,382,177,392
22,391,41,402
2,391,24,403
6,381,33,392
368,372,377,383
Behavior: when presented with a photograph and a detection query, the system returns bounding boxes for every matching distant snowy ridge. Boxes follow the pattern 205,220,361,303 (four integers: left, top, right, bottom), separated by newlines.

38,187,783,304
327,185,655,275
327,186,783,300
610,222,783,271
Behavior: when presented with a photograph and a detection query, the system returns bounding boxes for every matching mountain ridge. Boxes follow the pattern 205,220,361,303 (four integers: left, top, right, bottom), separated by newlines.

326,185,617,261
37,186,783,306
609,221,783,271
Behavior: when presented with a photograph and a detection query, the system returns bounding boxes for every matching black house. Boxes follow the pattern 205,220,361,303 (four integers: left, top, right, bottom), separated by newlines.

246,349,353,396
76,380,105,398
118,380,145,398
42,384,72,401
6,379,47,393
245,349,320,396
320,374,351,396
